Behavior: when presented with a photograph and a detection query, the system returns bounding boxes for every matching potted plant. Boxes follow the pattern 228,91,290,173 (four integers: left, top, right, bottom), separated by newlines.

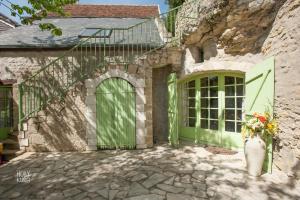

242,112,278,176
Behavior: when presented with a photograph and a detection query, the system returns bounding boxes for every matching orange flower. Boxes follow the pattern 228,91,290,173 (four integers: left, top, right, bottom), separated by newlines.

258,116,267,123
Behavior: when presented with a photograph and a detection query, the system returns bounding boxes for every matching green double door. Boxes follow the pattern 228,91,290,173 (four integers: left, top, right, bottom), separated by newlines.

168,58,275,151
177,73,245,149
96,78,136,149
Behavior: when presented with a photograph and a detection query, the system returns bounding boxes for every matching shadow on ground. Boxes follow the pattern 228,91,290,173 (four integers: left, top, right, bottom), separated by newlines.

0,144,299,200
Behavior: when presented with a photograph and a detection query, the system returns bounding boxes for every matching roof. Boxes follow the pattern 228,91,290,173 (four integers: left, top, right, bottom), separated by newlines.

0,13,19,32
0,18,163,48
0,13,19,27
47,4,160,18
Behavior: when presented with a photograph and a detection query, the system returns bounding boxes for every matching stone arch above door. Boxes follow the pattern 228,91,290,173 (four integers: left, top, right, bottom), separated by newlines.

85,69,146,151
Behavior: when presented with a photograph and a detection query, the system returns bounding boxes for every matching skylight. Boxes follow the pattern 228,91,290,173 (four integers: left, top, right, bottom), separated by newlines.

78,28,112,38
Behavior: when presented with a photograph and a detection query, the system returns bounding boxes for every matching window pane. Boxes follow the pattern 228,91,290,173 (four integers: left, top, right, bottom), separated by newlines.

225,86,235,96
201,88,208,97
201,119,208,129
225,109,235,120
236,85,244,96
188,89,195,97
210,87,218,97
225,121,235,132
225,76,235,85
201,77,208,87
236,122,242,133
188,80,195,88
210,109,218,119
237,97,243,108
189,118,196,127
189,109,196,117
210,76,218,86
201,98,208,107
236,77,244,84
210,120,218,130
236,109,242,120
189,99,195,107
201,109,208,118
225,98,235,108
210,98,218,108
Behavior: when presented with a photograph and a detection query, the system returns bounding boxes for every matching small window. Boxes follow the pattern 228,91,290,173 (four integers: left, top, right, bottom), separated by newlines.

182,80,196,127
0,86,13,129
78,28,112,38
199,48,204,63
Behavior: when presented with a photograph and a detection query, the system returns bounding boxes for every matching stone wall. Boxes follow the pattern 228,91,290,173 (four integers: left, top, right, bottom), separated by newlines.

176,0,300,174
0,47,182,151
261,0,300,174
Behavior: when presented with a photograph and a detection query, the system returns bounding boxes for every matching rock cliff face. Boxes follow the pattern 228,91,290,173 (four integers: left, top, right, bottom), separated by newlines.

177,0,300,174
176,0,284,55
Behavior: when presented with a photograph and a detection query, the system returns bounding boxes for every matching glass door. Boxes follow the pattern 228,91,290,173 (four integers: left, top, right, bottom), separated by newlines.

178,73,245,149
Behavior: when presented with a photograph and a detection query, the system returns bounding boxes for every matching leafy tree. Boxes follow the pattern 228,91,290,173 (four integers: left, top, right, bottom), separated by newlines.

0,0,77,36
166,0,186,9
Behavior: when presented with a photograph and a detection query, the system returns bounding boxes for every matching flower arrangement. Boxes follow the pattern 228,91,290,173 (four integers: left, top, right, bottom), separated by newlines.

242,112,278,139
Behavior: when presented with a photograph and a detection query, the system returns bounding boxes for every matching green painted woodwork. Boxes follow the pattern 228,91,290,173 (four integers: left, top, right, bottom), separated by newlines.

96,78,136,149
0,86,13,140
245,57,275,173
178,72,245,150
18,4,188,128
168,73,179,147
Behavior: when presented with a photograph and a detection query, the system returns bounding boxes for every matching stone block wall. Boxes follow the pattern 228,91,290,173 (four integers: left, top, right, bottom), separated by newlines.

0,46,182,151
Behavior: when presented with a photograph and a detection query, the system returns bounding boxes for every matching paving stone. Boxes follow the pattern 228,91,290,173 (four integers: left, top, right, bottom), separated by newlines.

128,182,149,197
110,182,120,190
63,188,81,197
174,181,194,189
116,190,128,199
150,188,167,196
181,175,191,183
167,193,202,200
45,192,64,200
192,182,207,191
192,171,206,181
131,173,148,182
109,190,118,200
73,192,88,200
125,194,164,200
164,176,175,185
142,173,168,188
184,188,208,198
8,191,21,199
156,184,185,193
97,189,109,199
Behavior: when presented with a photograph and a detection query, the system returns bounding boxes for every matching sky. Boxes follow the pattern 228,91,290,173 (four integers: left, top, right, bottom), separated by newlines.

0,0,168,23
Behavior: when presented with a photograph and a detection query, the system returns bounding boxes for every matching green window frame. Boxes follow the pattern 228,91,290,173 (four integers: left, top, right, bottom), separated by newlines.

181,80,196,127
0,86,13,128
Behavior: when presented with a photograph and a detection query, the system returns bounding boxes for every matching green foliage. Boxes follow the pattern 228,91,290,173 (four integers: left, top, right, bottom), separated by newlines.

0,0,77,36
165,0,186,8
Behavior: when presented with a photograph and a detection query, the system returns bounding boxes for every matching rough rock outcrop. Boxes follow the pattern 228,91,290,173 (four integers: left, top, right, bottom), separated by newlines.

176,0,285,55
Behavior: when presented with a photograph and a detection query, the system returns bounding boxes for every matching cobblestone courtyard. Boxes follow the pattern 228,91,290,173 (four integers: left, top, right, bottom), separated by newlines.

0,144,299,200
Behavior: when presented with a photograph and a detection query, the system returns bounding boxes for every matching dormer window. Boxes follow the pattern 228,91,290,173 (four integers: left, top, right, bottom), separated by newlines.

78,28,112,38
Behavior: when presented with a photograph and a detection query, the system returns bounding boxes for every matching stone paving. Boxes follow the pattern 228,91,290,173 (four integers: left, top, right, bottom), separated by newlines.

0,144,299,200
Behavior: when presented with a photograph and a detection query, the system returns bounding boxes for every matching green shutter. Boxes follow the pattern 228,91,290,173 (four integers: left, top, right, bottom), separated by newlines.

245,57,275,173
168,73,179,147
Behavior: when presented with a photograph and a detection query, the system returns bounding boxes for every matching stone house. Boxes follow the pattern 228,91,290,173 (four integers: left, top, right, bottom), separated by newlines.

0,0,299,175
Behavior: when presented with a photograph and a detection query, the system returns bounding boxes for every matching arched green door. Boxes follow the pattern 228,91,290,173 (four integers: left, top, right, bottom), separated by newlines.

96,78,136,149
